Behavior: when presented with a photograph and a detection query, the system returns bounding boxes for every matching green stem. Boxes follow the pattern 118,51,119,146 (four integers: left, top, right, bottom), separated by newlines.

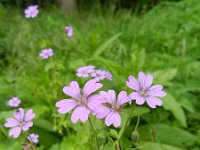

88,118,100,150
134,116,140,131
118,106,135,141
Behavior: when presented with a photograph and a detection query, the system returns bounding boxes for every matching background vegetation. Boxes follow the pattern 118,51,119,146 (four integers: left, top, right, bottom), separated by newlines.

0,0,200,149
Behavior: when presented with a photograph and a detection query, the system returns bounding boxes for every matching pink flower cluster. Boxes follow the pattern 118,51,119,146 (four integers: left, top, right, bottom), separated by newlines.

56,72,166,127
65,26,73,37
24,5,39,18
39,48,54,59
27,133,39,143
76,65,112,82
7,97,21,107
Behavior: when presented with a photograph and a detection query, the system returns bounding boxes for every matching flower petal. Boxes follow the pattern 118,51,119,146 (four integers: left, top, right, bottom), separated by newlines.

100,90,116,105
145,74,153,88
22,122,33,131
105,112,121,127
4,118,19,128
96,106,111,119
56,99,78,114
135,96,145,105
13,108,24,122
138,72,146,89
24,109,35,122
63,81,80,99
71,106,90,123
146,97,163,108
8,127,21,138
126,75,140,92
117,91,130,106
83,80,102,97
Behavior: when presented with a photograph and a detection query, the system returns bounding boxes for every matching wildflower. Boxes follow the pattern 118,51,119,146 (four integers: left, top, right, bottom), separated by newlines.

126,71,166,108
4,108,35,138
56,80,103,123
7,97,21,107
92,70,112,82
65,26,73,37
27,133,39,143
76,65,95,78
96,90,130,127
24,5,39,18
39,48,54,59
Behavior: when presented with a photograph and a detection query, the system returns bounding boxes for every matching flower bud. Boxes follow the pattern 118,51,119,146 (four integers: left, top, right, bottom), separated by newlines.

131,130,139,143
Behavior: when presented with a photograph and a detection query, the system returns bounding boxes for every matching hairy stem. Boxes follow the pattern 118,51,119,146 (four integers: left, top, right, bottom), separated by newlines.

88,117,100,150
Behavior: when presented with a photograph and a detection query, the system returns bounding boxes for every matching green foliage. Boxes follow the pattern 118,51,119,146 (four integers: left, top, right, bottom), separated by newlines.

0,0,200,149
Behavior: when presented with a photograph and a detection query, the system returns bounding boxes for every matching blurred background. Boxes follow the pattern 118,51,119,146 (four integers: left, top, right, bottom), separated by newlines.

0,0,200,150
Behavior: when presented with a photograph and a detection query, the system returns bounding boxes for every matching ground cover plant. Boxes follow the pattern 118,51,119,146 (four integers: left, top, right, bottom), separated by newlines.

0,0,200,149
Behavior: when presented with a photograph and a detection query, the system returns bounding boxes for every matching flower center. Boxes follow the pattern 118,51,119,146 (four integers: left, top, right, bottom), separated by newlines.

19,121,25,127
77,94,87,106
139,90,149,97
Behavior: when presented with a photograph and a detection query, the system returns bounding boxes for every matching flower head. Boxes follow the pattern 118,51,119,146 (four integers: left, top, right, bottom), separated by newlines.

4,108,35,138
95,90,130,127
24,5,39,18
126,71,166,108
56,80,103,123
7,97,21,107
27,133,39,143
65,26,73,37
76,65,95,78
39,48,54,59
91,70,113,82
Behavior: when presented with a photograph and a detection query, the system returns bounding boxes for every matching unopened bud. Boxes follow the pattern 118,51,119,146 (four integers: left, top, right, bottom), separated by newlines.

131,130,139,143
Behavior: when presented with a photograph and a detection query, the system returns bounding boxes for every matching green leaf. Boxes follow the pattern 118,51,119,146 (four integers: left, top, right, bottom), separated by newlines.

139,124,196,148
109,129,119,139
93,33,122,57
34,117,54,132
163,93,187,127
152,69,177,85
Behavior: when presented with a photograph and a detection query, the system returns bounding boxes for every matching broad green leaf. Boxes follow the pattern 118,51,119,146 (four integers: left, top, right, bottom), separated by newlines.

93,33,122,57
163,93,187,127
139,124,196,148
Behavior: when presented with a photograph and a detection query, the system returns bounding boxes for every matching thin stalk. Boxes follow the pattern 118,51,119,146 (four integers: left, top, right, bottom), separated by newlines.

117,106,135,141
88,117,100,150
134,116,140,131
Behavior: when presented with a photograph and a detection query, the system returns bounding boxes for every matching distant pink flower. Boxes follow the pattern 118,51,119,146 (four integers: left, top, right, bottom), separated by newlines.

4,108,35,138
96,90,130,127
7,97,21,107
91,69,112,81
39,48,54,59
76,65,95,78
56,80,103,123
126,72,166,108
65,26,73,37
91,70,106,82
24,5,39,18
27,133,39,143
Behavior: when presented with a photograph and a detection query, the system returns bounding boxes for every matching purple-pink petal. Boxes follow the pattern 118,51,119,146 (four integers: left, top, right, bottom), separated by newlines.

13,108,24,122
117,91,130,106
56,99,77,114
24,109,35,122
145,74,153,88
138,72,146,89
22,122,33,131
126,75,140,92
4,118,18,128
96,106,111,119
83,80,102,97
71,106,90,123
8,127,21,138
63,81,80,99
146,97,163,108
105,112,121,127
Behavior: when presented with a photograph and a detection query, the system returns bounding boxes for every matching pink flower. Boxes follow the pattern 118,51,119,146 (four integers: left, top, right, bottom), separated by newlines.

39,48,54,59
4,108,35,138
27,133,39,143
76,65,95,78
126,71,166,108
56,80,103,123
65,26,73,37
24,5,39,18
7,97,21,107
91,70,113,82
96,90,130,127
